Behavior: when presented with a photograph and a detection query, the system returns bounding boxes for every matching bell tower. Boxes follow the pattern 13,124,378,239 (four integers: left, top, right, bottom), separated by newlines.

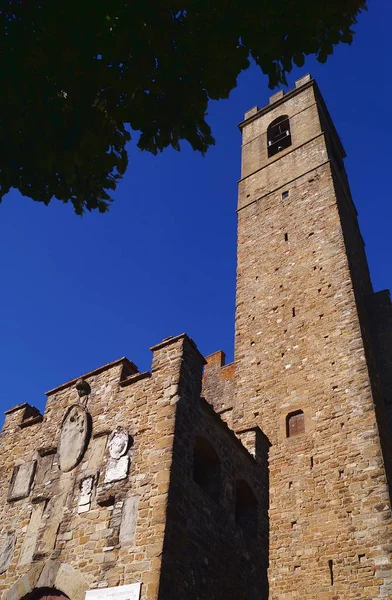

233,74,392,598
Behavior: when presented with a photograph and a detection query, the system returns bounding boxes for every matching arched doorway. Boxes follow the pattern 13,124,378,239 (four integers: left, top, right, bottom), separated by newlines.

21,588,69,600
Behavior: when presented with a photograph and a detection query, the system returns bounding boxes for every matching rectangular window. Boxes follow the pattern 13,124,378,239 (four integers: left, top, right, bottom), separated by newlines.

282,191,289,199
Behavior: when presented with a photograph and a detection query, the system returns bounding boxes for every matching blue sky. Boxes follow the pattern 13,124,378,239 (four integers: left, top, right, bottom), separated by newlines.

0,2,391,423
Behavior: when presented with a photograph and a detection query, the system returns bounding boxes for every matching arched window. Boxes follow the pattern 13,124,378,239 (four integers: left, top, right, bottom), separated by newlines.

235,480,258,537
193,436,221,502
286,410,305,437
267,115,291,157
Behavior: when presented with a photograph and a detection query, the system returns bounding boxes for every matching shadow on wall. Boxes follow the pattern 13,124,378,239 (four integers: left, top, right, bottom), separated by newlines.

157,395,270,600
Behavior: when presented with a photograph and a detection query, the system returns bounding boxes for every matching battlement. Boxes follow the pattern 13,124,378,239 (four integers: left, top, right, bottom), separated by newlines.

241,73,313,124
1,334,205,435
202,350,235,424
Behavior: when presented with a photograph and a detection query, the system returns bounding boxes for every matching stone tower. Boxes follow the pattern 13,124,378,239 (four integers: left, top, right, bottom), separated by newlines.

233,73,392,597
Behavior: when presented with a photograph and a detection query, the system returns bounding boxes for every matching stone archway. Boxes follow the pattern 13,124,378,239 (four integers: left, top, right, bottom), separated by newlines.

21,588,69,600
2,561,89,600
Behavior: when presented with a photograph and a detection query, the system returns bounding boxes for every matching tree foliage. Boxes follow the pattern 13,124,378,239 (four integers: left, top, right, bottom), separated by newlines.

0,0,366,213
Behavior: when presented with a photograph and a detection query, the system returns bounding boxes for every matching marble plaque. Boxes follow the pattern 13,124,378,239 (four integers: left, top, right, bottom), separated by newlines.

0,532,16,574
86,584,141,600
104,456,129,483
58,404,90,472
8,460,36,501
78,476,94,513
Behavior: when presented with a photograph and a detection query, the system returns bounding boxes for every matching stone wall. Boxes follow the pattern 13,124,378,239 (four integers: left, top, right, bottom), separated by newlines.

0,335,264,600
202,351,235,426
0,344,180,600
159,394,269,600
0,336,194,600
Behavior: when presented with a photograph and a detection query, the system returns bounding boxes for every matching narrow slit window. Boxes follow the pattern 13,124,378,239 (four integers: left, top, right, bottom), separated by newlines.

328,559,334,585
267,115,292,158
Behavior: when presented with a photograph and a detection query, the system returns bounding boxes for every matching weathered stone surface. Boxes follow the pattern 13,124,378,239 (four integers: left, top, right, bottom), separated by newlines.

8,460,36,501
88,435,108,470
58,404,90,472
18,502,45,566
108,427,129,459
38,491,69,555
54,563,89,600
0,532,16,574
119,497,139,543
34,454,53,487
3,562,44,600
36,559,60,588
104,456,129,483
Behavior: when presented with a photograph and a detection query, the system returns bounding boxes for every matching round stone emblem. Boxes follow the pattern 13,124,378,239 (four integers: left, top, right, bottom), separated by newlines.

58,404,90,472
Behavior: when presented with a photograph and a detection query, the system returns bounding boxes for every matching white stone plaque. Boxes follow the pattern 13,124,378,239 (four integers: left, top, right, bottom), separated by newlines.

108,428,129,459
86,583,141,600
104,456,129,483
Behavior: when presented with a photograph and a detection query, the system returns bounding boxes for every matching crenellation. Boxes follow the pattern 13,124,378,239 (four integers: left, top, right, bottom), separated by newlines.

202,350,235,412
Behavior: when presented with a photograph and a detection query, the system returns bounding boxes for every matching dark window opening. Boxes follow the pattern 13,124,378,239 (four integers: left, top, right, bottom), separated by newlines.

282,190,289,199
267,115,292,158
235,479,258,537
286,410,305,438
193,437,221,502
